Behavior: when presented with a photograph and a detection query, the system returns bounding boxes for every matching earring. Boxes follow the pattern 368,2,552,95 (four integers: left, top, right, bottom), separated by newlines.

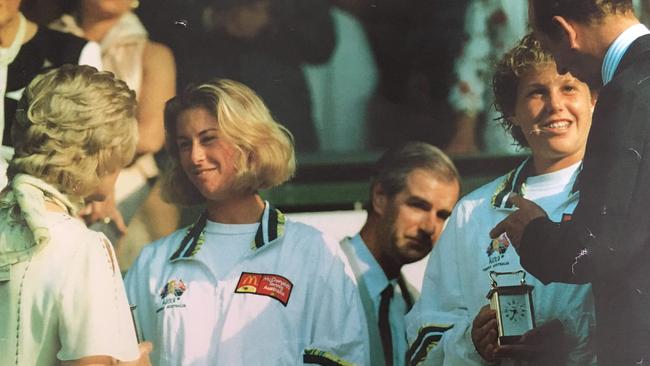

130,0,140,9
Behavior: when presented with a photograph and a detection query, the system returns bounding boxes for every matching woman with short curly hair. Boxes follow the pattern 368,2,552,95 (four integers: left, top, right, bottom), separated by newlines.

406,33,597,365
0,64,150,366
125,79,368,366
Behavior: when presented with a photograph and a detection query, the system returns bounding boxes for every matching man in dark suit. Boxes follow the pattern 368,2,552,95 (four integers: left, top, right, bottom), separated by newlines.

490,1,650,364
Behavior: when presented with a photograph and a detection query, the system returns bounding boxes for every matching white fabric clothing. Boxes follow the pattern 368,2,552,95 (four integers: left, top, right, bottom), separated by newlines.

405,160,597,365
51,12,146,96
78,39,103,69
448,0,527,154
199,220,259,279
303,7,377,152
0,175,139,365
340,234,415,366
602,23,650,84
125,202,369,366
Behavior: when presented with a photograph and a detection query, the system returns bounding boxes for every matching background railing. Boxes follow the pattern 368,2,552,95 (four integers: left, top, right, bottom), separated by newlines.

262,151,528,212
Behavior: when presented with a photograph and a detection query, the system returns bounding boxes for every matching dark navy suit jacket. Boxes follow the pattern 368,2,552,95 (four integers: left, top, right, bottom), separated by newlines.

520,34,650,365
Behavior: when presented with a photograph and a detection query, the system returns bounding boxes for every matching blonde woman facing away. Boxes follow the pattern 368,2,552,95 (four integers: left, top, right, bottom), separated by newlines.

0,65,151,366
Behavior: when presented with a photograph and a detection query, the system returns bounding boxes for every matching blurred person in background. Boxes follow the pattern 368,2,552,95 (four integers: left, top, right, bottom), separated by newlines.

334,0,467,152
50,0,178,259
125,79,368,365
340,141,460,366
444,0,528,155
0,64,151,366
175,0,335,153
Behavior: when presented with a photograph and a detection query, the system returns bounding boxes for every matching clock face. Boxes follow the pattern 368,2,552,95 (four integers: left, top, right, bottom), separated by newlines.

504,298,527,322
498,294,534,336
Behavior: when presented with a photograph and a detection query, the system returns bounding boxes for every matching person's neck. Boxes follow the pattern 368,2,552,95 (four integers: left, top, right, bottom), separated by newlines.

206,192,265,224
532,150,583,175
0,13,22,47
584,13,640,64
360,215,400,280
81,13,120,42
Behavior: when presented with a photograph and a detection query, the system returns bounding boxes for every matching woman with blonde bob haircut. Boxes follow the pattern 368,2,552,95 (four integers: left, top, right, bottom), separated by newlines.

0,64,151,365
126,79,369,365
162,79,296,206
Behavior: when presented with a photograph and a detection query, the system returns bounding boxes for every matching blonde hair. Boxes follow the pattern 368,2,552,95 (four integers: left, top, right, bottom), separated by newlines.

162,79,295,206
9,64,138,199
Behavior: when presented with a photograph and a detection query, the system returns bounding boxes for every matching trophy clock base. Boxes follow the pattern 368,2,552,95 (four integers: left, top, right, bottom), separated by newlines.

498,335,523,346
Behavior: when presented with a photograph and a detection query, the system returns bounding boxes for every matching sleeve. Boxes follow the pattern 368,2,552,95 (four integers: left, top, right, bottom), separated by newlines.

271,0,336,64
78,41,103,70
302,236,370,366
56,233,139,362
447,0,492,115
405,206,487,366
518,90,650,284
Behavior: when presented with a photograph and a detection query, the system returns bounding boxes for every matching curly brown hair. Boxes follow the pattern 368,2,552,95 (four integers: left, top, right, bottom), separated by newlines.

492,33,555,147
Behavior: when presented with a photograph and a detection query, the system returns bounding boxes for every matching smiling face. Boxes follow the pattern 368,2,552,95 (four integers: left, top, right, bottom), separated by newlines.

375,168,460,269
175,107,240,203
512,63,594,173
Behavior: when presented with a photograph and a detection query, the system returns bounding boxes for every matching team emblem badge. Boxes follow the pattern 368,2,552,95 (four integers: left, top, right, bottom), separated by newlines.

160,279,187,299
157,279,187,313
235,272,293,306
486,233,510,257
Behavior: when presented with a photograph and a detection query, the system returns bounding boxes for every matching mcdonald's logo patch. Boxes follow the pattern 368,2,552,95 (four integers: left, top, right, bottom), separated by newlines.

235,272,293,306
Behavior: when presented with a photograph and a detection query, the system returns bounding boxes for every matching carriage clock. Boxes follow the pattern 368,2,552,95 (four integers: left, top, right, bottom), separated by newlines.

486,270,536,345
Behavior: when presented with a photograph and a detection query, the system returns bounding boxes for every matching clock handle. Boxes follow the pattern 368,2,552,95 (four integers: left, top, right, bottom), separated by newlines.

489,270,527,287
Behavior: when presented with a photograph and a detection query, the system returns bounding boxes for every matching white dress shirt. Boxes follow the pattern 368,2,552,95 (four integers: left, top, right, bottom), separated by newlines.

346,234,412,366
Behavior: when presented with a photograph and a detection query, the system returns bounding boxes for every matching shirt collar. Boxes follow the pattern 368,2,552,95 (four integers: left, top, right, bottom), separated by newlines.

602,23,650,85
169,200,285,262
491,158,581,210
349,233,392,300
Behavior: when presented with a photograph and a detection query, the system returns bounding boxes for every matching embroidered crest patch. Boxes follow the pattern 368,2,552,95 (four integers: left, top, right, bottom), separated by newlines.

160,279,187,299
562,213,573,222
486,234,510,256
156,279,187,313
235,272,293,306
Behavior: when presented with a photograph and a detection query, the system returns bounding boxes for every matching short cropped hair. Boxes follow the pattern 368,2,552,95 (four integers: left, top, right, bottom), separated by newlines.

492,33,555,147
9,64,137,199
531,0,634,39
367,141,460,213
162,79,296,206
